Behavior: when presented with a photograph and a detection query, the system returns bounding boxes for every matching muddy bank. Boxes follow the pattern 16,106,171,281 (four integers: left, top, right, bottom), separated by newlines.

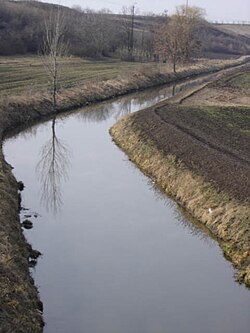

0,58,250,332
0,153,43,332
110,95,250,288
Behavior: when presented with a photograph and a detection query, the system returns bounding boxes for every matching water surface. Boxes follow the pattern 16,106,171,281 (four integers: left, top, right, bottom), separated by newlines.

4,78,250,333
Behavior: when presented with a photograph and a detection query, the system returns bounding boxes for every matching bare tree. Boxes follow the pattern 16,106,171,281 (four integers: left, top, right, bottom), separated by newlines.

41,8,68,111
174,5,205,62
68,8,123,58
154,6,205,72
154,19,182,72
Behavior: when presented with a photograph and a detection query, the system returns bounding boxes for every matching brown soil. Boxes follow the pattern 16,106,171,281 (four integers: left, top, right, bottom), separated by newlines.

154,105,250,201
110,66,250,287
119,103,250,202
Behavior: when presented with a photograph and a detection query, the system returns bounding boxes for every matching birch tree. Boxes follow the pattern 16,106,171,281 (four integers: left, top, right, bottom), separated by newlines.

41,8,68,111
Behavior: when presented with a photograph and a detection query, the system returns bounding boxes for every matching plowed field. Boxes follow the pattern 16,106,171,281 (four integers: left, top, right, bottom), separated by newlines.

130,104,250,201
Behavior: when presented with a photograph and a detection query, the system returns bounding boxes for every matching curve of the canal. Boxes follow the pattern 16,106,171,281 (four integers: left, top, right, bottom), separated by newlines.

4,76,250,333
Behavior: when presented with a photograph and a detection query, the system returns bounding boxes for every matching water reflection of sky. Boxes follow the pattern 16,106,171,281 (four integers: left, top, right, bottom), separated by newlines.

4,73,250,333
3,72,237,237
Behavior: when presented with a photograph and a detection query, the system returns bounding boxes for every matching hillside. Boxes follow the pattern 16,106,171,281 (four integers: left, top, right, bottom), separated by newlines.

0,0,249,58
216,24,250,38
197,22,250,57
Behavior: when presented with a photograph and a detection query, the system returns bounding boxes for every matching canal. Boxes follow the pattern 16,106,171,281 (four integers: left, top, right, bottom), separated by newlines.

4,77,250,333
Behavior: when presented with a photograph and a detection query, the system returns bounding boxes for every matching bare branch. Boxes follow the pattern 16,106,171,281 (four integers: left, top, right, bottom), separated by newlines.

39,7,68,110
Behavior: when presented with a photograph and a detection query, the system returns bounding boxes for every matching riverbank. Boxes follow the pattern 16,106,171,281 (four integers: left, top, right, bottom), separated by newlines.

0,57,250,332
0,56,248,97
0,154,44,332
110,67,250,288
1,56,250,137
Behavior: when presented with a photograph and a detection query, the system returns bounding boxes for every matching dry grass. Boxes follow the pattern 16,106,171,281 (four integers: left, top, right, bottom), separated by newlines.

110,113,250,287
1,56,249,136
0,155,43,332
0,56,142,96
226,72,250,89
109,66,250,287
182,64,250,107
0,55,249,99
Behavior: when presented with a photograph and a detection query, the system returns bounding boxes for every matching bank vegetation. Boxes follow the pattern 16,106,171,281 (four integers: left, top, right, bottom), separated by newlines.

110,67,250,288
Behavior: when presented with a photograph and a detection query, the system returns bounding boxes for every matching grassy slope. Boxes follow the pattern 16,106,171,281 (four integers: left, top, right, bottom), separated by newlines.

226,72,250,88
0,155,43,332
1,56,250,98
0,57,141,96
217,24,250,38
110,69,250,287
1,56,249,136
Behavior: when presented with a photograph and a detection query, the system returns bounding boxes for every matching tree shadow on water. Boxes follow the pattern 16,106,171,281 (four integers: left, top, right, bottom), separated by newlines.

36,117,71,214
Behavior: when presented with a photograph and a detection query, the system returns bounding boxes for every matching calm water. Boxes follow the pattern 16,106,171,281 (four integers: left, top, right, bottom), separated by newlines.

4,78,250,333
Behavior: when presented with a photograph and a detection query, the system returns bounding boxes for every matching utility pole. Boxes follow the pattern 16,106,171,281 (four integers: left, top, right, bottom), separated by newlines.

130,4,136,60
185,0,189,14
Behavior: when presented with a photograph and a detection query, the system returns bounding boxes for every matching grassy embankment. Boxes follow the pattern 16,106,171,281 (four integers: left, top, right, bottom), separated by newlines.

0,56,142,96
110,68,250,287
0,155,44,332
0,56,250,332
1,56,250,135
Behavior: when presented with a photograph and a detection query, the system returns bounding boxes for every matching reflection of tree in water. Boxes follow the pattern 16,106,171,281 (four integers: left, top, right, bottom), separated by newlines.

126,83,183,109
36,117,71,214
75,85,178,124
172,84,176,97
76,103,115,122
76,99,133,123
6,120,49,142
76,74,215,124
129,88,171,108
74,84,185,124
114,99,133,120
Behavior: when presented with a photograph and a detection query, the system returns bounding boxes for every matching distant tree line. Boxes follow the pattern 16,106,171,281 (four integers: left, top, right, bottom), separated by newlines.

0,1,160,60
0,0,43,54
0,0,249,60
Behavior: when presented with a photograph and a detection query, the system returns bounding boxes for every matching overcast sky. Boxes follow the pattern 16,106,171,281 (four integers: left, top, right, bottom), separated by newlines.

42,0,250,22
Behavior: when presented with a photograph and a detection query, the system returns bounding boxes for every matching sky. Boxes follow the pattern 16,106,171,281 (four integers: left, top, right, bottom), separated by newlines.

42,0,250,22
